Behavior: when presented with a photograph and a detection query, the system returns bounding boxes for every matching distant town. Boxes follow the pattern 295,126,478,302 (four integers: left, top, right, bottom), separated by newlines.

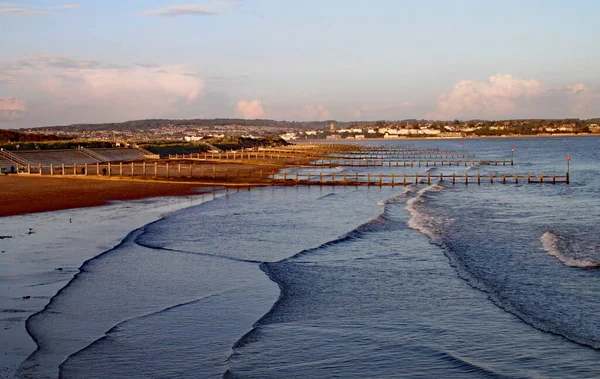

9,118,600,143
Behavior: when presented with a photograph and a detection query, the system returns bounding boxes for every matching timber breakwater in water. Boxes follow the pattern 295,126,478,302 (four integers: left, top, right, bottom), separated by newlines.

5,142,569,185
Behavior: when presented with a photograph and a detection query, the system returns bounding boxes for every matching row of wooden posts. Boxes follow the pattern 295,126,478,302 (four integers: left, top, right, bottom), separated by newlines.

311,159,513,167
16,162,569,185
275,172,570,185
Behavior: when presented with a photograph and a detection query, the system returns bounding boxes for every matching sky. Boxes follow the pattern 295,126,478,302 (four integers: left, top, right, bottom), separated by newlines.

1,0,599,127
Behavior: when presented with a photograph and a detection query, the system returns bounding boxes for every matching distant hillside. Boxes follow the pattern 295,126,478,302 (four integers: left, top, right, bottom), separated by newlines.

28,118,378,132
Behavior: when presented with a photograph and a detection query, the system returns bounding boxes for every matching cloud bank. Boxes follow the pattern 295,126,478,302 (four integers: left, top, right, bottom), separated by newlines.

1,54,204,125
235,100,265,119
0,96,26,121
430,74,599,119
139,2,240,17
0,3,78,16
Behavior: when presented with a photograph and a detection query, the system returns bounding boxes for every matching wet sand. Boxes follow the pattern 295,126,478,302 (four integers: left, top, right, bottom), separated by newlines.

0,176,207,217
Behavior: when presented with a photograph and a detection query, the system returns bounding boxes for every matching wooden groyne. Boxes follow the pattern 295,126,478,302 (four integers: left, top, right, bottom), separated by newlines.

273,172,570,186
309,159,513,167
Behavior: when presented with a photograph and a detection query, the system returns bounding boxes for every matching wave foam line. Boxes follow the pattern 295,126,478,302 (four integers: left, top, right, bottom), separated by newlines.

377,185,416,206
133,239,262,264
540,231,600,268
406,183,445,242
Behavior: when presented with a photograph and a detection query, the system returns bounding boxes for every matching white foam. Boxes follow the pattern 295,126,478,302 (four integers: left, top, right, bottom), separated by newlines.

377,185,416,206
405,184,446,240
540,231,600,268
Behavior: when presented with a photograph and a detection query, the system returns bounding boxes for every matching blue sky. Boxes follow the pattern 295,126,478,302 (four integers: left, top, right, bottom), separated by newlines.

1,0,599,127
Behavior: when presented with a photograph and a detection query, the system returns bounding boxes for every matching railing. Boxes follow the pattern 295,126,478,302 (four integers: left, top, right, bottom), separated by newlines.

0,148,36,167
77,146,110,162
132,145,160,159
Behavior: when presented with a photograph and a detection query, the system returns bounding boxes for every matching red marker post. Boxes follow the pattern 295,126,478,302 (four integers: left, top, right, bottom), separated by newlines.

566,155,571,184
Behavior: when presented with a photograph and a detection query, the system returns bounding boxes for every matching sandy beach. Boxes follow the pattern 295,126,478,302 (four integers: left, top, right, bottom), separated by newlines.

0,175,209,217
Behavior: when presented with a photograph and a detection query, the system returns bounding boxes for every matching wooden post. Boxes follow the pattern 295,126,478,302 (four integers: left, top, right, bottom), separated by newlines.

143,162,146,177
367,173,371,185
85,163,88,176
108,162,111,177
131,162,134,177
427,172,431,185
477,173,480,185
491,175,494,184
343,172,347,184
320,172,323,184
61,164,65,176
452,173,455,185
465,173,468,185
38,164,42,175
527,174,531,183
178,164,181,178
296,172,299,182
540,175,544,183
553,174,556,184
50,164,54,175
379,173,383,185
403,173,407,185
73,163,77,175
307,172,310,182
503,174,506,184
440,173,443,182
515,173,519,184
166,163,169,178
391,173,395,186
154,162,158,177
283,172,287,181
119,162,123,176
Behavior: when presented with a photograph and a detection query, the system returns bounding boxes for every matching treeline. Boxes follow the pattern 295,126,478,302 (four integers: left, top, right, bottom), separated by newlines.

141,136,289,156
0,129,71,143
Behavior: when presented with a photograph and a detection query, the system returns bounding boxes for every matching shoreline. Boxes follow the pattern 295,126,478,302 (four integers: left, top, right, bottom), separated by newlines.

295,133,599,143
0,175,215,217
0,190,225,378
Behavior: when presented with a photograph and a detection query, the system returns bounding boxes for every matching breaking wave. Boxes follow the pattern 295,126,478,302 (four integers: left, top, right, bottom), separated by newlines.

540,231,600,268
377,185,416,206
405,184,448,243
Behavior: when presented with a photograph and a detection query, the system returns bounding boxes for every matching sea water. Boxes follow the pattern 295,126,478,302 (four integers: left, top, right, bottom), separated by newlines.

17,137,600,378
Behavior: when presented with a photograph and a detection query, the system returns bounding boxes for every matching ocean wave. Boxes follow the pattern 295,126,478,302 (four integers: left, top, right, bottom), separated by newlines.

406,184,448,242
540,231,600,268
377,185,416,206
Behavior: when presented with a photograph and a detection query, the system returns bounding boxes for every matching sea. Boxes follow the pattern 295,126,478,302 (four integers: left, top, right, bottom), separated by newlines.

11,136,600,378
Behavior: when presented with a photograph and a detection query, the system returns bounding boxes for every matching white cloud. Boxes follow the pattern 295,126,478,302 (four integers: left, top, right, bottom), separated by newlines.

2,54,204,125
0,2,78,16
139,4,217,17
0,96,26,121
235,100,265,119
430,74,544,119
429,74,600,119
139,2,240,17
